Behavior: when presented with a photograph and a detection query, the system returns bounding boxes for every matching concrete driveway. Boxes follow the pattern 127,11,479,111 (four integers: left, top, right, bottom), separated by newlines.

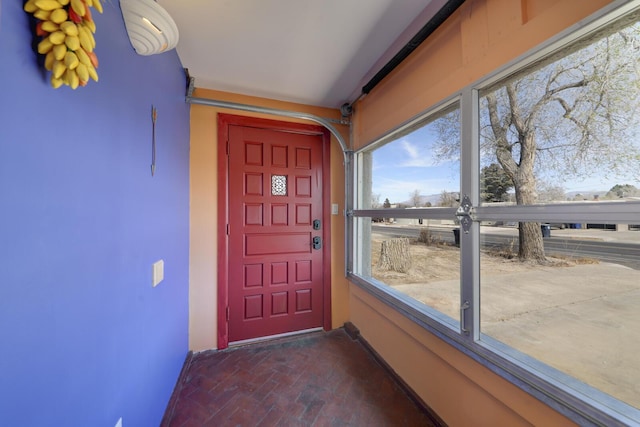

394,261,640,409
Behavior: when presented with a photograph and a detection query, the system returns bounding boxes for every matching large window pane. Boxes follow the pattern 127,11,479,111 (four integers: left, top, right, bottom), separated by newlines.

355,105,461,321
360,105,460,211
366,219,460,320
478,17,640,210
479,221,640,409
477,12,640,412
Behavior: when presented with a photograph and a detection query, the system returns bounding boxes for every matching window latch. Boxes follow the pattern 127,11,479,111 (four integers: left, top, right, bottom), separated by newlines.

455,194,476,233
460,300,471,335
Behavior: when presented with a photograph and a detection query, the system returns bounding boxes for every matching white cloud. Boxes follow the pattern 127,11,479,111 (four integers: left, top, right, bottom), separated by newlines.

401,140,419,159
399,139,436,167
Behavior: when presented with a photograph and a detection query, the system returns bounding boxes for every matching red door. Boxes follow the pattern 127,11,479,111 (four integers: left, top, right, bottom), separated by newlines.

227,124,325,343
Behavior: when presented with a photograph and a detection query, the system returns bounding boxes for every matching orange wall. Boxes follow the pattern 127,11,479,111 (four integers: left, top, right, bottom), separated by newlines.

189,88,350,351
353,0,611,148
351,287,575,426
349,0,611,425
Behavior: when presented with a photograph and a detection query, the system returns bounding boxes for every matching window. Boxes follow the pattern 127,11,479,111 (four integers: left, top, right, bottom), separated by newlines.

353,102,461,324
477,11,640,414
271,174,287,196
351,4,640,425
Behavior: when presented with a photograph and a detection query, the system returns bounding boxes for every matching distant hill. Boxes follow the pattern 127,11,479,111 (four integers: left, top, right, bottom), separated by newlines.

398,194,444,207
396,190,611,206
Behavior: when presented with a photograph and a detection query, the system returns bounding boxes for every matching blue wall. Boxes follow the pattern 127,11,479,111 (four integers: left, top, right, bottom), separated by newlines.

0,3,190,426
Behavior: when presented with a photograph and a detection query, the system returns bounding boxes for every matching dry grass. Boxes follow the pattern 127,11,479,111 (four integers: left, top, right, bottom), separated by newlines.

484,238,600,265
416,227,446,246
371,233,599,285
547,253,601,265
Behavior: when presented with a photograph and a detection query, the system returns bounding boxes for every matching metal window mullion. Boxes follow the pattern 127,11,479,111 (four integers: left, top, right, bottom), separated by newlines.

474,201,640,223
349,151,360,275
352,208,458,219
354,152,371,276
459,88,481,341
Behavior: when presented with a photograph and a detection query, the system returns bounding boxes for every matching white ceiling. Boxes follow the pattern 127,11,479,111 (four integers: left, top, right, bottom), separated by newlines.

158,0,443,108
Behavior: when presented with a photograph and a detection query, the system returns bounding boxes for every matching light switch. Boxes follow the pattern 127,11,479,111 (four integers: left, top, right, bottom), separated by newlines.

331,203,339,215
152,260,164,287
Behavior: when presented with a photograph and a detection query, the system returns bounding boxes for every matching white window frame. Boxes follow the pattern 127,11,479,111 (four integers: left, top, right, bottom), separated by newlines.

348,1,640,425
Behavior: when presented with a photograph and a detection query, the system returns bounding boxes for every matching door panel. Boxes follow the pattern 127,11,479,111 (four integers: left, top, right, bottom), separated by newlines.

228,124,324,342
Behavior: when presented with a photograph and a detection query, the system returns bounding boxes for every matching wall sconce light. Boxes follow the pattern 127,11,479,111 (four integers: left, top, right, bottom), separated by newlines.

120,0,179,56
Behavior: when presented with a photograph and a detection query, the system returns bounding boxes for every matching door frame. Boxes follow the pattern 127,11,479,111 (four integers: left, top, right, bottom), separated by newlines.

216,113,332,349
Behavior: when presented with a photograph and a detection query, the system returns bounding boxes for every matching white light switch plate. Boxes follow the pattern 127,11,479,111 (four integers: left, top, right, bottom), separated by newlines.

331,203,339,215
152,260,164,287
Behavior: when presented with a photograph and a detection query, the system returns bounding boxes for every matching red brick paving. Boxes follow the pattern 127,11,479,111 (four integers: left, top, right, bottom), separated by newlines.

162,329,437,427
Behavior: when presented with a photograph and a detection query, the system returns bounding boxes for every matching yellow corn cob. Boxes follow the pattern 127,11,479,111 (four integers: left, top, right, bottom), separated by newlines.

77,26,94,52
70,0,86,17
53,60,67,79
34,9,51,20
64,51,79,69
44,51,56,70
87,64,99,82
24,0,38,13
60,21,79,37
67,69,80,89
49,30,66,45
92,0,103,14
37,37,54,54
35,0,63,11
63,51,79,69
64,35,80,51
75,48,91,66
41,20,59,33
76,63,89,82
53,44,67,61
50,8,68,23
83,19,96,33
50,75,64,89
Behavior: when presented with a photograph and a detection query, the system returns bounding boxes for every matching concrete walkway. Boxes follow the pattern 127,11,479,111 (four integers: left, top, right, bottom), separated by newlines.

393,261,640,409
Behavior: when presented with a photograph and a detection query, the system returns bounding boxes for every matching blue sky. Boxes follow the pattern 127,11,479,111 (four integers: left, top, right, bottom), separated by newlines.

371,134,640,205
372,134,459,204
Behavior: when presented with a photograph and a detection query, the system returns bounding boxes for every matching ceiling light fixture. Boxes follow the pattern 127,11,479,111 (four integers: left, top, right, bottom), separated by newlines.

120,0,179,56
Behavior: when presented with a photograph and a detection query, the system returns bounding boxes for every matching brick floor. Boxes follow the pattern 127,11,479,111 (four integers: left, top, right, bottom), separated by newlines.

161,329,438,427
